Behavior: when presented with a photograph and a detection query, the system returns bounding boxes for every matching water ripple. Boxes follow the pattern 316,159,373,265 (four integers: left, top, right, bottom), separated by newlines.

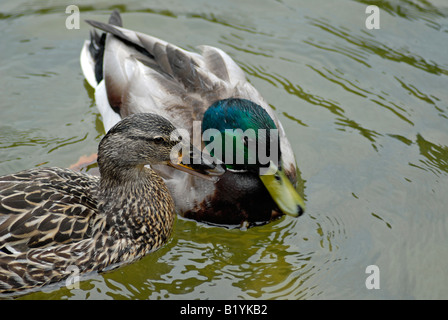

307,17,448,76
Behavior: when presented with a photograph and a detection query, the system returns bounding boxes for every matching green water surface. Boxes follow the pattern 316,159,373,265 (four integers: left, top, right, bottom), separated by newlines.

1,0,447,299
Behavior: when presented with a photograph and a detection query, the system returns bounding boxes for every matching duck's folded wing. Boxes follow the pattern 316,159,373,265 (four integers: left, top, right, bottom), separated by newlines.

0,168,99,254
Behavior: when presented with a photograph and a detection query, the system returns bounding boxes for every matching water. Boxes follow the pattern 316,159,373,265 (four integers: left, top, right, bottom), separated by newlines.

1,0,447,299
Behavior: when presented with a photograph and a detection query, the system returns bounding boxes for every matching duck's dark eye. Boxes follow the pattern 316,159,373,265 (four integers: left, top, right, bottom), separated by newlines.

153,137,164,144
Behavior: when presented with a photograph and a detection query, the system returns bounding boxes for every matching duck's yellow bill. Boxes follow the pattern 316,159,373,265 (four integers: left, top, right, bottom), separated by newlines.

259,161,305,217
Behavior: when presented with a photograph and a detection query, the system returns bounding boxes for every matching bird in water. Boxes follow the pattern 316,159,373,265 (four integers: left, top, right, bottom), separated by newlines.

0,113,222,295
80,10,306,227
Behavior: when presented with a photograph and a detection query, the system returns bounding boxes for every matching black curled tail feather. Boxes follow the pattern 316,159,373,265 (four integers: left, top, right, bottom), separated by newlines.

88,10,123,84
108,9,123,27
88,29,105,84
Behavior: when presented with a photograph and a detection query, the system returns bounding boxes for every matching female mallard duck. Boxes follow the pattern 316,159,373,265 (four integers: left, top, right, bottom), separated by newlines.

0,113,221,295
80,10,305,226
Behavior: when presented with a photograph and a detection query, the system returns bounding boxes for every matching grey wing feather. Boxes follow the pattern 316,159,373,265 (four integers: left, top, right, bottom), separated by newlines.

84,20,264,132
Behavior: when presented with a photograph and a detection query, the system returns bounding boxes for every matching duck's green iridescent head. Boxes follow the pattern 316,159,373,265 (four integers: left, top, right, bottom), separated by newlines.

202,98,305,217
202,98,277,170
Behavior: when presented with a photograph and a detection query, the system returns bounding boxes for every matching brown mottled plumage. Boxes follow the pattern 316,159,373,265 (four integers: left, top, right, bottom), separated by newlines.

0,113,220,295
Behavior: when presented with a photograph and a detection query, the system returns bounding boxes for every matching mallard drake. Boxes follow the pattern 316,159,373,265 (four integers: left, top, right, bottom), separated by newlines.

0,113,221,295
80,10,305,226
